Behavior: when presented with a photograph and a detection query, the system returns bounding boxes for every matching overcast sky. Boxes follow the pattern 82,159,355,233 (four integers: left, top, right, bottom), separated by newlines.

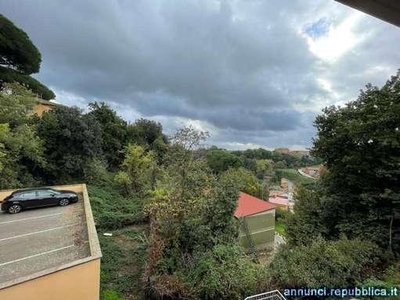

1,0,399,150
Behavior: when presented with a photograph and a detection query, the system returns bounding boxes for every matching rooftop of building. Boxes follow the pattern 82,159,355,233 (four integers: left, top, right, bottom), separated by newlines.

0,184,101,290
234,192,277,218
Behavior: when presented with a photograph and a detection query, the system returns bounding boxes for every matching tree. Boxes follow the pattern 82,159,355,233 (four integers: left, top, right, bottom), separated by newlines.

312,72,400,253
143,127,269,299
0,15,55,99
0,83,45,188
0,14,41,74
115,143,156,196
36,106,103,182
285,185,331,246
206,149,242,174
222,167,261,197
87,102,127,168
0,82,35,127
0,123,45,189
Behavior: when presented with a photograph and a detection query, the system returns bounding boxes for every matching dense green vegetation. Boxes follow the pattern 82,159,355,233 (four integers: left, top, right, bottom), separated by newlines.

0,15,55,99
0,70,399,299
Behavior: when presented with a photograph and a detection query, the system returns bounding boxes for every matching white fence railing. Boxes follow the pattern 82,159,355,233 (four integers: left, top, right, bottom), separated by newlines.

244,290,287,300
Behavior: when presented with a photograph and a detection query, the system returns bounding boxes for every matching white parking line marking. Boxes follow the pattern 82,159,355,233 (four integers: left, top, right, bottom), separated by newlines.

0,245,75,267
0,213,62,225
0,223,77,242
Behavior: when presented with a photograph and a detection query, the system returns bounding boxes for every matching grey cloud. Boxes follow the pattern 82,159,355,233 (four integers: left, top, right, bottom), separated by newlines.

0,0,399,149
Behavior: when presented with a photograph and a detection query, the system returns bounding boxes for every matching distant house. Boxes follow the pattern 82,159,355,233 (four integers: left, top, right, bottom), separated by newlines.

268,195,290,210
234,192,276,252
31,99,62,117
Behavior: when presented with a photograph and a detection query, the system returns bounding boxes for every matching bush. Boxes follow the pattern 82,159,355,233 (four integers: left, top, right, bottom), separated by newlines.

275,208,290,222
183,245,270,299
270,238,387,289
102,289,124,300
83,159,112,185
88,185,145,230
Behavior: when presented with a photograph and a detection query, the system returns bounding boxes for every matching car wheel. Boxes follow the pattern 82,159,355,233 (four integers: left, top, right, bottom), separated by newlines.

59,199,70,206
8,204,22,214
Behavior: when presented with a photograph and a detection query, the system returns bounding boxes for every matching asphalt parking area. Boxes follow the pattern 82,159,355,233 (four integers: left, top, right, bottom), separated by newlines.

0,197,90,284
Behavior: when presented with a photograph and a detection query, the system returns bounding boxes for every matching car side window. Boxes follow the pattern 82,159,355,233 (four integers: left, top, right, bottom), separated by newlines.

37,190,55,197
18,191,36,199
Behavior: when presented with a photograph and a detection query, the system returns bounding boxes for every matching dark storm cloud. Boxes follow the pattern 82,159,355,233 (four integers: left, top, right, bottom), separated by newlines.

1,0,399,148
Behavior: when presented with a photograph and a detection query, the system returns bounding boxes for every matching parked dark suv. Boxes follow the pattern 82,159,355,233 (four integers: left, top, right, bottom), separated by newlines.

1,188,79,214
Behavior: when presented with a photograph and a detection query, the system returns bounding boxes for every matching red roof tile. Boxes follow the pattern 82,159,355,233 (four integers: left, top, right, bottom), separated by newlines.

234,192,277,218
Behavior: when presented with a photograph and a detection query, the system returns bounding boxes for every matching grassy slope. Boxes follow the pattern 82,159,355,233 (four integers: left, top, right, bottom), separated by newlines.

88,184,147,300
99,226,147,300
275,168,315,185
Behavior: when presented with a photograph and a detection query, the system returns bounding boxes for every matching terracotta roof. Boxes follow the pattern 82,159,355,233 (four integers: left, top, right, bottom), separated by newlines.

234,192,277,218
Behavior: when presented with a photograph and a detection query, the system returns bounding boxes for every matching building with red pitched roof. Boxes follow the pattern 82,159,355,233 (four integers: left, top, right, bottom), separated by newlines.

235,192,276,252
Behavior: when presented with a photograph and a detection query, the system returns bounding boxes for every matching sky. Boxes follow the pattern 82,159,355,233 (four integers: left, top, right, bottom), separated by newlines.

1,0,399,150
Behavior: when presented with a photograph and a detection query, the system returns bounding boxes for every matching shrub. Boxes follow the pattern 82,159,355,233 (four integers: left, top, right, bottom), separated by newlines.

102,289,124,300
88,185,144,230
183,245,270,299
270,238,387,289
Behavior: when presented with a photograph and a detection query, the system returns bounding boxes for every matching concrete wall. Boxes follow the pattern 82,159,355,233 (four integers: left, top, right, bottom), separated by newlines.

0,259,100,300
238,209,275,251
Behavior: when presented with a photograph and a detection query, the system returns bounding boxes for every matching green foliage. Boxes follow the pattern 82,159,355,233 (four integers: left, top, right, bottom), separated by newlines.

222,167,261,197
274,168,314,185
270,238,386,289
143,127,272,299
83,158,112,185
0,123,45,188
36,106,103,183
0,66,55,99
312,72,400,253
115,143,157,196
97,225,147,300
0,82,36,126
102,289,124,300
357,278,399,300
286,185,330,246
127,118,168,161
232,147,319,168
88,185,144,230
275,208,290,236
0,15,54,99
87,102,127,168
206,149,242,174
0,84,45,188
184,245,270,300
0,14,41,74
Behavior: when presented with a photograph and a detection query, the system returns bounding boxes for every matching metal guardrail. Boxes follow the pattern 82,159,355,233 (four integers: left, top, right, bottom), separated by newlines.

244,290,287,300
